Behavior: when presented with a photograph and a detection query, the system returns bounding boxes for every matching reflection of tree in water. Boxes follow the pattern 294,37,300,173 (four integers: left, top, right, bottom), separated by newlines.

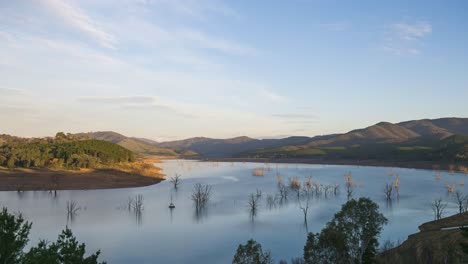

193,206,208,223
134,209,143,226
66,200,81,225
16,189,27,199
385,198,393,211
117,194,144,226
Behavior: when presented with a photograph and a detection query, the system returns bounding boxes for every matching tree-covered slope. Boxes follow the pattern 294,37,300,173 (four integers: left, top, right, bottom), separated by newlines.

0,133,135,169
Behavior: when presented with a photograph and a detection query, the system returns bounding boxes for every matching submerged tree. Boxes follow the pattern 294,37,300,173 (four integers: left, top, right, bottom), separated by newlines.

232,239,273,264
170,174,181,190
191,183,212,210
384,183,393,200
247,193,261,219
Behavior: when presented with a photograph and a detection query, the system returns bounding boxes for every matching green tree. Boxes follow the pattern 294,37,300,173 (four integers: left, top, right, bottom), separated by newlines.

23,228,105,264
232,239,273,264
0,207,32,264
0,207,105,264
304,198,387,264
304,228,348,264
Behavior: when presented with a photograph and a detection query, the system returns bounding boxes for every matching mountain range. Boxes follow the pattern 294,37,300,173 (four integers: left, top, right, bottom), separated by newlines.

74,117,468,161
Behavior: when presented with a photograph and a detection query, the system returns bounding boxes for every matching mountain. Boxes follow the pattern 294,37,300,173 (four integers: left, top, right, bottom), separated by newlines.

75,131,176,156
239,118,468,161
156,136,314,157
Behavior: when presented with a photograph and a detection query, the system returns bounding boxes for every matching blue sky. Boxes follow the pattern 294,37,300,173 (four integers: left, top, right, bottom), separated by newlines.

0,0,467,140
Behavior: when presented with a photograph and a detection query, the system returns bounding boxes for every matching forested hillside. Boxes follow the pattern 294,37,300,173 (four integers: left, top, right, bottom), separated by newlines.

0,132,135,169
75,131,176,156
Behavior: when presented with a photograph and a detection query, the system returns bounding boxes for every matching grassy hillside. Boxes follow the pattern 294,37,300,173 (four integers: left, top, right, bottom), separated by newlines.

378,211,468,263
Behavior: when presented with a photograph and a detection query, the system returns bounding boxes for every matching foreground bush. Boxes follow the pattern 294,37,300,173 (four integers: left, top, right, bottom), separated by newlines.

0,207,105,264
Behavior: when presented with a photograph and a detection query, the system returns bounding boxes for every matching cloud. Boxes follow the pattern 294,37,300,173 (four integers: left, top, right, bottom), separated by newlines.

77,95,195,118
180,29,256,55
0,87,27,96
382,21,432,55
42,0,116,49
259,89,288,103
78,95,155,104
143,0,239,20
272,113,317,119
392,22,432,40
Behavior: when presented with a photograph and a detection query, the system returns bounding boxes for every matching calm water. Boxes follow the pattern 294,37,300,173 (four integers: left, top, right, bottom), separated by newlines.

0,160,466,263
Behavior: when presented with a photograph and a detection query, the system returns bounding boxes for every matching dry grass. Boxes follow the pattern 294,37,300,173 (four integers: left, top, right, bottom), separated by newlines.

379,212,468,263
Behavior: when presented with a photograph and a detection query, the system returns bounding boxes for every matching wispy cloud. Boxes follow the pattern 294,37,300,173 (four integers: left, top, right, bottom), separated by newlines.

259,89,288,103
78,96,155,104
0,87,27,96
145,0,239,20
383,21,432,55
42,0,116,49
77,95,194,118
180,29,256,55
272,113,317,119
392,22,432,40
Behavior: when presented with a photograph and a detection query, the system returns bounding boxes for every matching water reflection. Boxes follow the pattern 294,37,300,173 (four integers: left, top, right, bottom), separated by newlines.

193,206,208,223
0,160,466,263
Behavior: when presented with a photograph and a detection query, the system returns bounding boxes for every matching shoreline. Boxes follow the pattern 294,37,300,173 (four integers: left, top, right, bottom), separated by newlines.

190,157,468,173
0,158,165,191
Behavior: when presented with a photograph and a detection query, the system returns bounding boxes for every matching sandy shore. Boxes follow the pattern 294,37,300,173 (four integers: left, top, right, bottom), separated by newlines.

0,159,165,191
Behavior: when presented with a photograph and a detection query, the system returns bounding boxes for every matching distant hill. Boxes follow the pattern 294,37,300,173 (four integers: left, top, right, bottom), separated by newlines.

156,118,468,157
239,118,468,163
75,131,176,156
156,136,314,157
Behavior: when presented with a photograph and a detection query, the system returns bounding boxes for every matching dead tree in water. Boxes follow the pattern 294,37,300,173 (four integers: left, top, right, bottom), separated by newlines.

266,194,277,209
170,174,181,189
132,194,144,212
299,194,310,231
191,183,212,210
384,183,393,200
247,193,261,219
66,200,81,216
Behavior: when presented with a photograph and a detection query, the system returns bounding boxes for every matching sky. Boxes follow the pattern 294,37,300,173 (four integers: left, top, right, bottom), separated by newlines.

0,0,467,141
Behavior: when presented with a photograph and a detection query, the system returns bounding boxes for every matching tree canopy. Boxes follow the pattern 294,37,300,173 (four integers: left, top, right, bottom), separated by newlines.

232,239,273,264
0,133,135,169
304,197,387,264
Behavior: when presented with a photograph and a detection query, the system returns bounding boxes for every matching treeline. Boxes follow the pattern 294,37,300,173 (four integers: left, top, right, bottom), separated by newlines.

0,132,135,169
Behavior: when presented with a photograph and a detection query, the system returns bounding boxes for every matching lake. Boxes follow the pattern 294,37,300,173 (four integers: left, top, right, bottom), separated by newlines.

0,160,466,263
